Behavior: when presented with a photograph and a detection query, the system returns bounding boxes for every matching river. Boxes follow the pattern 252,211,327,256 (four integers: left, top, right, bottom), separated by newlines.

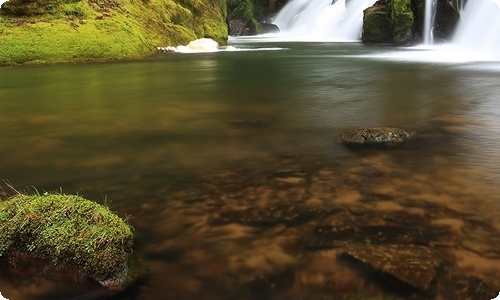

0,42,499,299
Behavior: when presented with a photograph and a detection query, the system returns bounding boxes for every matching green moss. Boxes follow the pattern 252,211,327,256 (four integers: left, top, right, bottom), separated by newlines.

0,193,134,283
0,0,228,64
390,0,414,45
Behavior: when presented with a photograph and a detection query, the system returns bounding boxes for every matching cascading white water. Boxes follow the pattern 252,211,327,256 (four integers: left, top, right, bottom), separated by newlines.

452,0,500,60
422,0,437,44
269,0,377,41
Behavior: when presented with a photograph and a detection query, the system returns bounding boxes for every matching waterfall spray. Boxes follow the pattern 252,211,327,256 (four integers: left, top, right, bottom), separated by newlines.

452,0,500,59
269,0,377,41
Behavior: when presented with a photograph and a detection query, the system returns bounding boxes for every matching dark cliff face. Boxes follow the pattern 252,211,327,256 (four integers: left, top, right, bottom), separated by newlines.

433,0,460,41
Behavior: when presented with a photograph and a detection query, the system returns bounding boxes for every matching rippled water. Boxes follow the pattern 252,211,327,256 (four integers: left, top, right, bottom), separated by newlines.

1,43,499,299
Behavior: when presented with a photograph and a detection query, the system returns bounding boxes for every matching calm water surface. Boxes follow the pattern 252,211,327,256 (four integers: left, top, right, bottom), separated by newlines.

1,43,500,299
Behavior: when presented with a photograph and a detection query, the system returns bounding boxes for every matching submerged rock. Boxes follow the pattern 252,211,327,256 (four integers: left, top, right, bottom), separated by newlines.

209,203,329,227
303,225,431,249
438,275,499,300
338,127,411,145
339,244,440,292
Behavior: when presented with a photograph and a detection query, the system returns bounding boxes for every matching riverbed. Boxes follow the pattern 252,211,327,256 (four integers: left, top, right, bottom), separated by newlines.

0,42,499,299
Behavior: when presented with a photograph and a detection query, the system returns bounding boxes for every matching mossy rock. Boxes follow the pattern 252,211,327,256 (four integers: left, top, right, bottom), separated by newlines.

391,0,414,45
0,0,228,64
0,193,134,286
338,127,411,145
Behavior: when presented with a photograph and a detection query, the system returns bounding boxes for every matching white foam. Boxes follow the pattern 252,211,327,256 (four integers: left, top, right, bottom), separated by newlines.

357,44,500,64
158,38,286,53
172,38,220,53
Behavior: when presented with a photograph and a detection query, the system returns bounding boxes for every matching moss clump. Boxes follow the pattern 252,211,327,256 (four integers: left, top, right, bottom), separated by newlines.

0,193,134,285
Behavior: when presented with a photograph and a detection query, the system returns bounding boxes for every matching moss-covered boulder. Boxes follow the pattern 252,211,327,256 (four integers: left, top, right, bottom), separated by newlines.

363,0,415,45
0,193,134,287
391,0,414,45
0,0,228,64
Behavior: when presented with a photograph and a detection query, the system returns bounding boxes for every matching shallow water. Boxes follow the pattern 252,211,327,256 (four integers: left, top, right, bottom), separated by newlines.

1,43,500,299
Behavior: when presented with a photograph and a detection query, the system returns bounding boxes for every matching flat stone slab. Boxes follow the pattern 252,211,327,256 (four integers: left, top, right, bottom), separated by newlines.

339,244,440,291
338,127,411,145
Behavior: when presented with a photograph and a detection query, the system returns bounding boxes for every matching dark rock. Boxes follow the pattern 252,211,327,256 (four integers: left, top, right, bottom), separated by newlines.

438,274,499,300
431,0,461,41
339,244,440,292
228,19,248,36
338,127,411,145
363,1,393,43
260,22,280,33
302,225,431,249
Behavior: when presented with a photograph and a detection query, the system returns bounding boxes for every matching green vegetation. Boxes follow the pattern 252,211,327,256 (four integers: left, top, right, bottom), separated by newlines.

391,0,414,45
0,192,134,284
0,0,227,64
227,0,268,34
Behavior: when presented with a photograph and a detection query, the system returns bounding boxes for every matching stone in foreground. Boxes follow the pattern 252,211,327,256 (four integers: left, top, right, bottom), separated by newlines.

0,192,139,297
338,127,411,145
339,243,440,292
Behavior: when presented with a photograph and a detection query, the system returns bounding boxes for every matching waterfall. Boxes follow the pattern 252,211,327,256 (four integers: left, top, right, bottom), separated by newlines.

422,0,437,44
452,0,500,60
270,0,377,41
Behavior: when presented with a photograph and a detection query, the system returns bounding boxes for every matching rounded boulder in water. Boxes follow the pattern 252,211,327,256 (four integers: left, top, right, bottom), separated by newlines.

338,127,411,145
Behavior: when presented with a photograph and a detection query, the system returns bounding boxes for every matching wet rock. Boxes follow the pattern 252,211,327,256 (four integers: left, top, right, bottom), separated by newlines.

338,127,411,145
302,225,430,249
339,244,440,292
363,0,393,44
438,274,499,300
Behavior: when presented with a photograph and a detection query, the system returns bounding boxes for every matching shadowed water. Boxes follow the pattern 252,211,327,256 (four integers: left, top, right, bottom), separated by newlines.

0,43,499,299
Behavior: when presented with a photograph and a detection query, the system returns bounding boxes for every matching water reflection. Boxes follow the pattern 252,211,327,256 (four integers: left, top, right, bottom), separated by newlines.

0,44,499,299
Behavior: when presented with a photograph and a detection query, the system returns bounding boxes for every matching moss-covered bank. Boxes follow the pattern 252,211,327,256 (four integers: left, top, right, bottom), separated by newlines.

0,192,134,285
0,0,227,64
